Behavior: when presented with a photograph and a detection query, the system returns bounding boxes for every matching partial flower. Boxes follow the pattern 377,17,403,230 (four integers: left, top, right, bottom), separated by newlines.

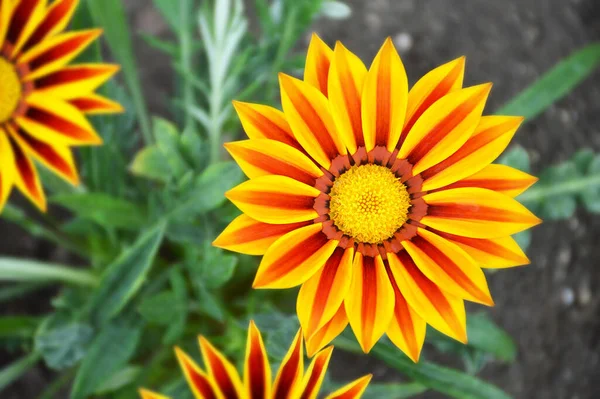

139,321,372,399
214,34,541,361
0,0,122,212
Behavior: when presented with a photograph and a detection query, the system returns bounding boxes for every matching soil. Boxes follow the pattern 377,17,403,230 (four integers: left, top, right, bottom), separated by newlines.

2,0,600,398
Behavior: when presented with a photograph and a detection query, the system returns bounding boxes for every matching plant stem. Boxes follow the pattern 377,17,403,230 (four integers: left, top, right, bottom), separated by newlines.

0,351,42,391
180,0,195,133
518,174,600,203
0,258,99,287
37,369,75,399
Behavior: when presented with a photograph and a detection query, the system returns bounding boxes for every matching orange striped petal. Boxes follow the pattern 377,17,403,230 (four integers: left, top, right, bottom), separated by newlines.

299,346,334,399
20,29,103,81
306,304,348,357
388,251,467,343
69,93,124,114
328,41,367,153
440,164,538,198
7,0,46,56
22,0,79,53
0,0,13,45
399,84,492,175
9,127,79,185
213,214,309,256
18,93,102,146
344,253,394,353
139,388,171,399
433,230,530,268
273,329,304,399
421,116,524,191
253,223,337,289
297,247,353,339
225,175,319,224
361,38,408,152
232,101,301,150
401,57,465,145
174,347,220,399
403,228,493,305
199,336,244,399
244,321,271,399
385,264,426,362
34,64,120,99
304,33,333,95
224,139,322,185
0,129,16,210
324,374,372,399
6,129,46,211
422,187,541,239
279,73,346,168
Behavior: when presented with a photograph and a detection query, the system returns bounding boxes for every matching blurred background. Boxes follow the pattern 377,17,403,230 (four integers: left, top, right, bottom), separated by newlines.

2,0,600,398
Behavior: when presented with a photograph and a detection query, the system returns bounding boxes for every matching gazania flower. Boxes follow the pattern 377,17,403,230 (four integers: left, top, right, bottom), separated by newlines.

0,0,121,212
139,321,372,399
214,34,541,361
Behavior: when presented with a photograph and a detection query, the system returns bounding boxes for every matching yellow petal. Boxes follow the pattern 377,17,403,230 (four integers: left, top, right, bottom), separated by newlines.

304,33,333,95
272,329,304,399
399,84,492,175
244,321,271,399
69,93,125,114
199,336,245,399
9,0,47,56
35,64,120,99
0,128,16,211
361,37,408,152
324,374,372,399
305,304,348,357
299,346,333,399
174,346,221,399
344,253,395,353
21,0,80,53
0,0,14,46
139,388,171,399
253,223,337,289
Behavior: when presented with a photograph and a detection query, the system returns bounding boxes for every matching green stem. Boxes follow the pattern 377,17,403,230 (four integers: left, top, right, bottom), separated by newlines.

37,369,74,399
179,0,195,133
0,282,48,304
0,258,99,287
0,351,42,391
518,174,600,203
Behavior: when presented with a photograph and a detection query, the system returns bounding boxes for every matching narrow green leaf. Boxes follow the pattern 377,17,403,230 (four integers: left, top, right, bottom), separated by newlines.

94,365,142,395
581,155,600,213
137,291,182,325
0,258,98,287
163,269,188,344
89,222,166,324
465,313,517,362
71,316,142,399
0,316,39,340
0,352,41,391
361,382,427,399
151,0,181,31
498,43,600,120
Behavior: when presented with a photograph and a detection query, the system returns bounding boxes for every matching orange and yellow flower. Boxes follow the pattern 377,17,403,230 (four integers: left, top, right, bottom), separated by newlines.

139,321,372,399
215,34,542,361
0,0,121,212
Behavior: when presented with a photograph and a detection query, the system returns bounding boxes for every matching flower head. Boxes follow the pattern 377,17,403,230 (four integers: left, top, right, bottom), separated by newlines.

215,34,541,361
0,0,121,212
139,321,372,399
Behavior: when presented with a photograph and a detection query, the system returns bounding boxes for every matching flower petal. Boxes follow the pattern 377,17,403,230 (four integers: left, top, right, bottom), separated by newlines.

328,41,367,154
361,38,408,152
225,175,319,224
388,251,467,343
34,64,120,99
224,139,322,186
421,116,524,191
18,92,102,146
299,346,333,399
297,247,353,340
403,228,494,305
306,304,348,357
324,374,372,399
0,129,16,211
385,263,426,362
20,29,103,81
232,101,301,150
0,0,14,46
433,230,530,268
22,0,79,53
6,0,46,56
399,84,492,175
174,347,219,399
139,389,171,399
422,187,541,239
273,329,304,399
280,73,346,169
401,57,465,145
304,33,333,95
199,336,245,399
69,93,125,114
439,164,538,198
244,321,271,399
253,223,337,289
344,253,394,353
213,214,310,256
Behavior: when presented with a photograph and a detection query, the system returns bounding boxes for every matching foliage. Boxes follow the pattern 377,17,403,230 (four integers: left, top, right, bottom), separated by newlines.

1,0,599,398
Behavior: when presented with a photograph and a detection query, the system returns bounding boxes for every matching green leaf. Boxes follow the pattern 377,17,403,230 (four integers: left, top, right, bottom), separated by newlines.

89,222,166,324
194,282,225,322
0,316,39,345
189,246,237,289
361,382,427,399
86,0,152,143
130,146,171,182
572,148,595,174
34,322,94,370
581,155,600,213
498,146,531,173
320,1,352,20
498,43,600,120
137,291,183,325
50,193,146,230
163,269,188,344
512,230,532,252
465,313,516,362
94,365,142,395
335,334,511,399
71,316,143,399
0,258,98,287
153,117,189,178
0,352,41,392
151,0,182,32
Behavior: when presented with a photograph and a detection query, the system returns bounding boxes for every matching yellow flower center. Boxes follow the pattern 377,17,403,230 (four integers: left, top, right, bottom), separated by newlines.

0,57,22,123
328,164,411,244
